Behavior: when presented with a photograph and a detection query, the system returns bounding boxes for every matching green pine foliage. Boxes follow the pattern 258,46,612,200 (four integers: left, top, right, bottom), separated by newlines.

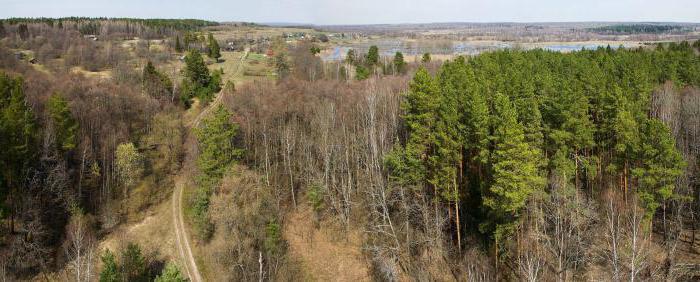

192,105,242,239
345,49,356,65
310,46,321,55
422,52,431,63
154,262,187,282
142,61,173,100
388,45,694,252
100,244,154,282
174,35,183,52
99,249,120,282
264,220,283,255
393,51,406,74
195,105,242,181
366,45,379,66
180,49,221,107
386,67,440,188
633,119,686,219
183,49,210,87
207,33,221,61
0,73,37,220
355,65,370,80
482,93,545,240
120,242,147,282
46,93,78,152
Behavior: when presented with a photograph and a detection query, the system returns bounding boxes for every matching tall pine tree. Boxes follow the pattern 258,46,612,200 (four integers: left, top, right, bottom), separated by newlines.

207,33,221,62
482,93,544,241
633,119,685,220
0,73,37,231
46,93,78,153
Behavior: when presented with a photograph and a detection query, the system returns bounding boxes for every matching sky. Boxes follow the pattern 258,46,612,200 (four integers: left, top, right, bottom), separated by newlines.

2,0,700,25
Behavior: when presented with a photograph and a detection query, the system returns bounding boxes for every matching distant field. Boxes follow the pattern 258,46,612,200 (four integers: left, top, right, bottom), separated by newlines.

207,24,317,39
207,50,274,84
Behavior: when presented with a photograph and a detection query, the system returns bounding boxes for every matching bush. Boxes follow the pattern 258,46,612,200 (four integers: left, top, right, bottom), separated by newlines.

154,262,186,282
120,243,147,282
355,65,370,80
99,243,152,282
99,250,120,282
190,185,214,240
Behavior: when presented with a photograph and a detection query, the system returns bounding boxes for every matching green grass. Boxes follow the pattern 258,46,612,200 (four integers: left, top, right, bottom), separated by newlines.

207,51,274,84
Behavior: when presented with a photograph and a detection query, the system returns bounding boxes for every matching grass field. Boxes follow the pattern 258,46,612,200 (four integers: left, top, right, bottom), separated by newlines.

207,24,317,40
207,50,275,84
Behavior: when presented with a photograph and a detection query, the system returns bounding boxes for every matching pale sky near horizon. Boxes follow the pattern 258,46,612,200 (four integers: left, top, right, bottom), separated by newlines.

2,0,699,25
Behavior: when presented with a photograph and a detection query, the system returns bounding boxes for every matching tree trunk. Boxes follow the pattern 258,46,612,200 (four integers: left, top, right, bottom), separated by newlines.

624,160,629,203
454,177,461,253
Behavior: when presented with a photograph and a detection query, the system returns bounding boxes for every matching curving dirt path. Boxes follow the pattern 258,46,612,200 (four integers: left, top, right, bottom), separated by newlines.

172,180,202,282
188,48,248,128
173,48,249,282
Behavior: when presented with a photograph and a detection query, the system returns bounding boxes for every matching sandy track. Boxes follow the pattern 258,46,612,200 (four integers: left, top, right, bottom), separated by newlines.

174,48,249,282
172,181,202,282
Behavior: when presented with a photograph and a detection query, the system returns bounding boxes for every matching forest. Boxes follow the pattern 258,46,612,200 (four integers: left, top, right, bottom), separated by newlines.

228,42,700,280
588,24,687,35
0,17,699,281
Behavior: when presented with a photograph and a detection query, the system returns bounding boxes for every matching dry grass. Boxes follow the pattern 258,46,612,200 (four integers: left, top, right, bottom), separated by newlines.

284,204,371,282
208,24,317,40
207,50,274,84
98,194,178,262
70,66,113,80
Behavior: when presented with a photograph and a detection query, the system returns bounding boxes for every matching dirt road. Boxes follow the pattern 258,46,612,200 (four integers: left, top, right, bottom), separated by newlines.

188,48,248,128
173,48,249,282
172,181,202,282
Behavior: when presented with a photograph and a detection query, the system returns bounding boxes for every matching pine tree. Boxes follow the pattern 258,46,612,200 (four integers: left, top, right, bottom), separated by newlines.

310,46,321,55
17,24,28,40
195,105,242,182
354,65,369,80
174,35,182,52
434,61,465,249
154,262,186,282
393,51,406,75
181,49,217,106
0,73,36,230
143,61,174,100
183,49,210,87
482,93,545,241
207,33,221,62
46,93,78,152
613,101,640,195
422,52,431,63
120,243,147,282
633,119,685,220
183,32,192,51
366,45,379,66
385,67,440,188
465,85,490,169
99,249,120,282
274,52,290,78
400,68,440,183
345,49,356,65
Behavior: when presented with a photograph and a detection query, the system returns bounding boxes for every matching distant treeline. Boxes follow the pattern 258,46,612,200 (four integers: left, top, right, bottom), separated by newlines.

1,17,218,32
588,24,686,34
